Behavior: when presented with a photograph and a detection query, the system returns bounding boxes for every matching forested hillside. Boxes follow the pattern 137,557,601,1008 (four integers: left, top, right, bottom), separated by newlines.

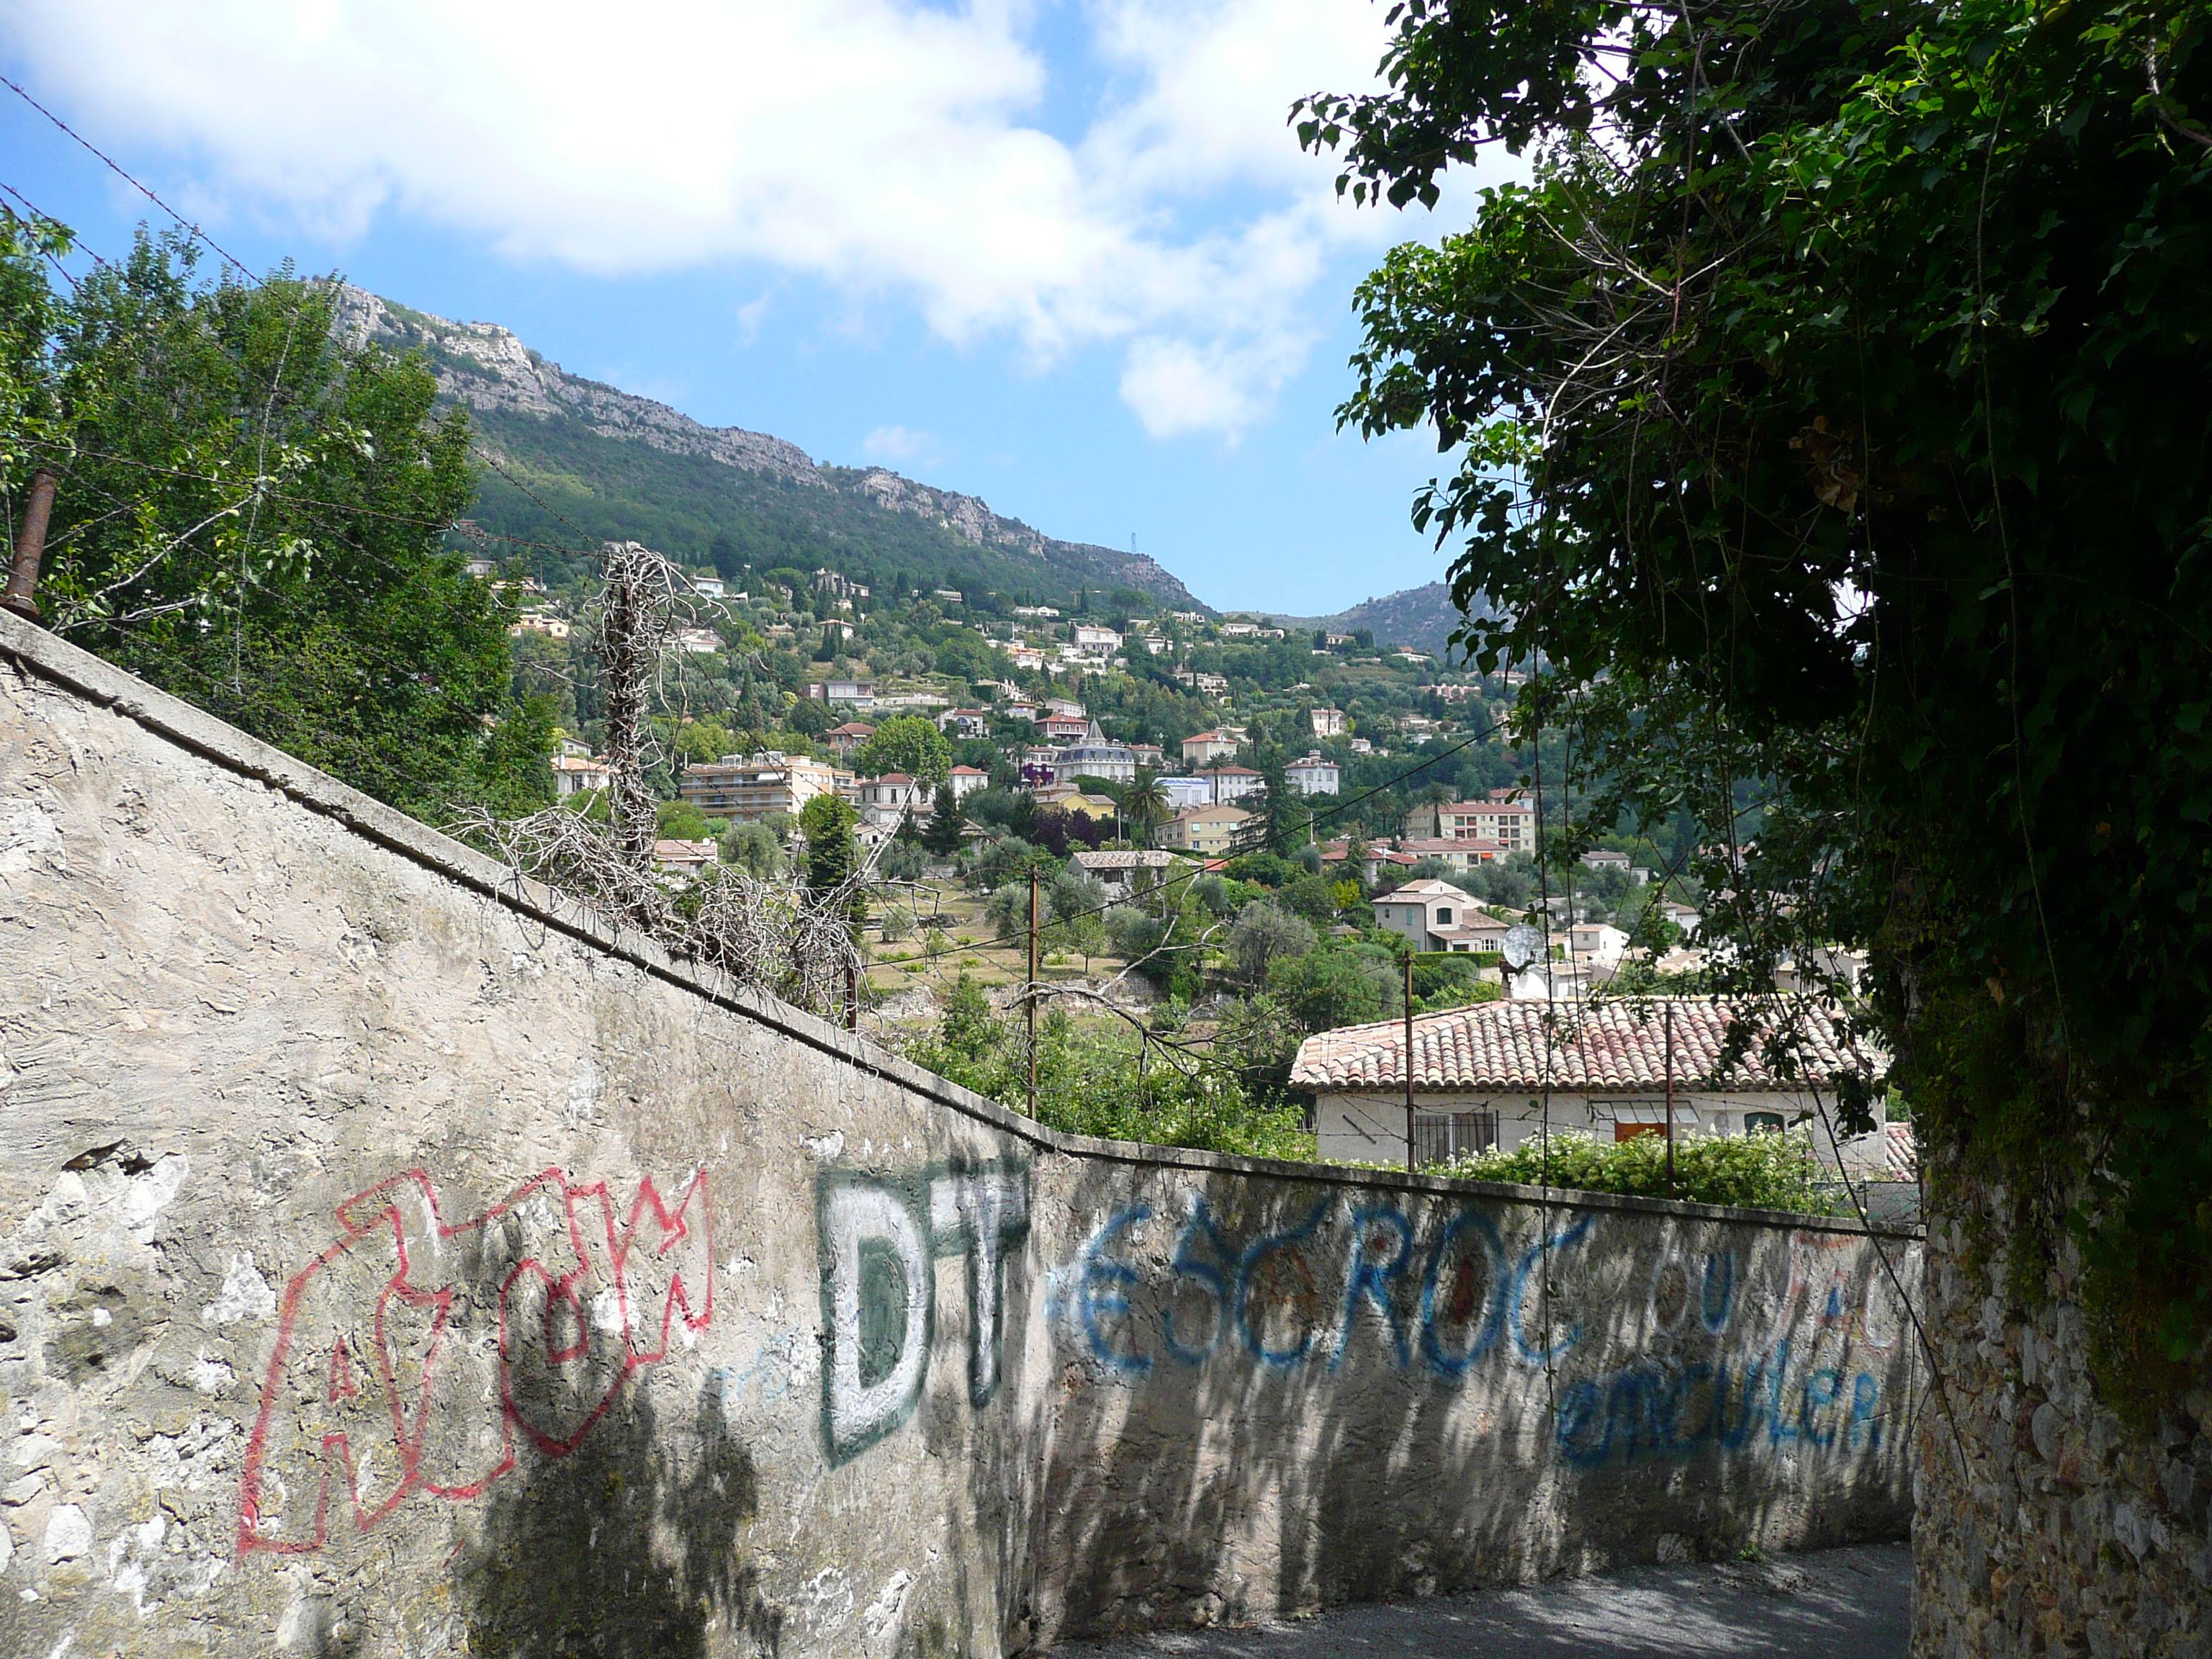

341,289,1210,611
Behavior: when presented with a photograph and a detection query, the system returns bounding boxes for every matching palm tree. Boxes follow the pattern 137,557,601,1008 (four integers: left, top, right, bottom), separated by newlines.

1123,768,1170,848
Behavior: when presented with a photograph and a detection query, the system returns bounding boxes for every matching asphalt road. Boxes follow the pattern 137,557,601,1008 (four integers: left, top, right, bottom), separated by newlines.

1069,1542,1912,1659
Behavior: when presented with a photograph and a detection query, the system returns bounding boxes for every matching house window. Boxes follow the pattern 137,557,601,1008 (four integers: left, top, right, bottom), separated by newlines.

1437,907,1453,924
1413,1111,1499,1167
1745,1111,1786,1134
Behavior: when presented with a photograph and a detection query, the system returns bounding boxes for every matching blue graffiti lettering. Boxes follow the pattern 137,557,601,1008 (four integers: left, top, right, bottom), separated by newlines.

1164,1199,1235,1366
1078,1206,1153,1376
1801,1367,1840,1448
1234,1197,1334,1367
1699,1252,1737,1334
1509,1215,1595,1365
1417,1210,1508,1378
1557,1339,1887,1469
1848,1372,1882,1451
1337,1206,1413,1370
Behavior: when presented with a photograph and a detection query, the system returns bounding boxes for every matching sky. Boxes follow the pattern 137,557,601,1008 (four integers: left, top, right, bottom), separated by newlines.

0,0,1493,615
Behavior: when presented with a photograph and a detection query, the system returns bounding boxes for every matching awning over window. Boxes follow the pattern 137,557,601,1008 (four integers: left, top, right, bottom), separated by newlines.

1600,1100,1701,1127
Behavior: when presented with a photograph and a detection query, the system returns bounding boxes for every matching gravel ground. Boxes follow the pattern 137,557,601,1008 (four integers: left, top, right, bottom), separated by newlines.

1065,1542,1912,1659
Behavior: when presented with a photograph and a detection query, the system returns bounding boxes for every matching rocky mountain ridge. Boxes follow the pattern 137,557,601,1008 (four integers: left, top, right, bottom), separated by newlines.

334,287,1198,606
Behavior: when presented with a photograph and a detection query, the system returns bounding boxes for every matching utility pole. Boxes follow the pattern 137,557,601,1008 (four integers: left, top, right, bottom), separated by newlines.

1664,1000,1677,1197
1403,953,1417,1173
1028,868,1040,1115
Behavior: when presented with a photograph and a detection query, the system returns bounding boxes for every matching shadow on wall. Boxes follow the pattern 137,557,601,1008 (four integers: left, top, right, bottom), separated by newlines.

454,1380,784,1659
1020,1169,1919,1640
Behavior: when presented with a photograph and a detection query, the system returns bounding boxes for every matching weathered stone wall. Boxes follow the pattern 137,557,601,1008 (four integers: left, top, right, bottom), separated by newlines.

1914,1155,2211,1658
0,616,1920,1658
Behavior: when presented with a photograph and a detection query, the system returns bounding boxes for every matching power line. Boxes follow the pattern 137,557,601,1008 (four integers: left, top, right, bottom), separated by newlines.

23,440,605,558
854,712,1514,985
0,109,602,550
2,74,255,279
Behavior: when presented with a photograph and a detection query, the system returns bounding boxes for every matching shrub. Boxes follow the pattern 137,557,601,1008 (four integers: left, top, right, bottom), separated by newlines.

1431,1128,1836,1215
905,995,1313,1160
1227,902,1317,986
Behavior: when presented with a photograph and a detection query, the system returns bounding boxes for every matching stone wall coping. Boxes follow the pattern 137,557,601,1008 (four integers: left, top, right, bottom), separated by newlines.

0,610,1917,1242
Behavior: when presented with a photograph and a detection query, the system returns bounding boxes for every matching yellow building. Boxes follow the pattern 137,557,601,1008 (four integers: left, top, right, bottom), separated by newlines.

1157,804,1251,855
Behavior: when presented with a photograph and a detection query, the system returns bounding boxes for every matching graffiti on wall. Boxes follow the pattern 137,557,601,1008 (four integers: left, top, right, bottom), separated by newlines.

1054,1191,1912,1467
236,1166,711,1554
1061,1193,1596,1381
817,1160,1029,1464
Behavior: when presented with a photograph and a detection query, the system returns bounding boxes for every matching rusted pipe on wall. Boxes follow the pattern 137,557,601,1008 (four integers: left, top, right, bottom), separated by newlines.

2,468,58,624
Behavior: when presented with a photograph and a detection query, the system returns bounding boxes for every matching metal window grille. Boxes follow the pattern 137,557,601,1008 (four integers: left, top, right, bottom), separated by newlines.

1414,1111,1500,1166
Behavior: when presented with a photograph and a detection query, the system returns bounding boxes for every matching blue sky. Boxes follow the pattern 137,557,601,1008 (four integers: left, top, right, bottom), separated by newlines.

0,0,1489,615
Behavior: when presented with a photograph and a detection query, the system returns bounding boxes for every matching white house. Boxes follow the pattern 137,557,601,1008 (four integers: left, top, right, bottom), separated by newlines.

1370,880,1491,950
549,754,611,797
1286,753,1341,796
1310,707,1346,738
1196,765,1263,803
1291,997,1893,1169
1567,922,1632,966
852,773,930,827
1071,848,1176,897
946,764,991,801
1180,729,1242,766
806,678,878,709
1160,775,1215,811
936,707,992,739
1052,721,1140,786
1072,624,1122,652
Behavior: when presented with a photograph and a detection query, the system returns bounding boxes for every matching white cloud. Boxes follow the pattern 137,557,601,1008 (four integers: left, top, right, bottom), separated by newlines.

0,0,1436,439
860,424,938,465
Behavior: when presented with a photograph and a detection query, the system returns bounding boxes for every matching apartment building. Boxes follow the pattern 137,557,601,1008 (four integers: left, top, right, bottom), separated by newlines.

679,752,837,822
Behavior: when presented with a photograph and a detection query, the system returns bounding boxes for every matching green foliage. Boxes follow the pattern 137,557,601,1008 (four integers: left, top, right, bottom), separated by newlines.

721,819,783,878
1434,1128,1835,1214
0,220,552,820
922,783,966,855
1212,992,1305,1099
655,799,721,842
1227,902,1317,986
907,993,1313,1160
457,397,1205,608
850,714,951,783
799,792,863,926
1268,943,1401,1033
966,834,1056,894
878,837,927,884
1303,0,2212,1372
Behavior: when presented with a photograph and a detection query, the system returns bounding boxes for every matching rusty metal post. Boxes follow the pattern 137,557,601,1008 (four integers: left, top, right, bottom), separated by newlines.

2,469,58,623
1404,953,1417,1172
845,959,858,1032
1027,868,1040,1115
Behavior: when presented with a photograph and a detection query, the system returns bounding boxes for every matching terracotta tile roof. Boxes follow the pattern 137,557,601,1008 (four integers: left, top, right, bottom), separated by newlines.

1290,997,1886,1094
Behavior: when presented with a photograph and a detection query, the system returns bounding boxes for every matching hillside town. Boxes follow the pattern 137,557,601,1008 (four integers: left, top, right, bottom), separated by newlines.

6,0,2190,1648
511,557,1906,1205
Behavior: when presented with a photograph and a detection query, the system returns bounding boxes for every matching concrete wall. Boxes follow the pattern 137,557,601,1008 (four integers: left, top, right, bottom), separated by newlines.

0,615,1921,1658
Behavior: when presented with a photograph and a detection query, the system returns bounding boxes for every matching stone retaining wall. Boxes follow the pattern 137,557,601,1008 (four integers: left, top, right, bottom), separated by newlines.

1914,1152,2211,1658
0,615,1920,1657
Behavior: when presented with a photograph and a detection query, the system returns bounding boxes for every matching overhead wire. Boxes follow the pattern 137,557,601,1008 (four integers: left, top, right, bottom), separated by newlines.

3,85,1569,1057
0,92,604,551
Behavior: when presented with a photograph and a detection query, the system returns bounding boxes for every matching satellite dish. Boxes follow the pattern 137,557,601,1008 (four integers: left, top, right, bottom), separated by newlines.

1501,924,1545,973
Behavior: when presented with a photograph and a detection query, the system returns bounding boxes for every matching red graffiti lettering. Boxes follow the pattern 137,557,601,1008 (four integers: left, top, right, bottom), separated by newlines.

236,1166,711,1555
